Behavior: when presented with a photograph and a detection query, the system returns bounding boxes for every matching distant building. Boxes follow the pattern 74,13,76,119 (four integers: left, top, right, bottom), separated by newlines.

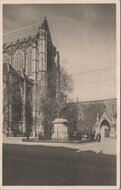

3,17,60,137
64,98,117,139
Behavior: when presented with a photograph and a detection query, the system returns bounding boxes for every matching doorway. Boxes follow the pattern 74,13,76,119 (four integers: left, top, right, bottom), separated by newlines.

100,120,110,138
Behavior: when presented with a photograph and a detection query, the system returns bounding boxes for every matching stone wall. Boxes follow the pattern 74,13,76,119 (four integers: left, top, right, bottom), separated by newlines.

63,99,116,138
3,63,33,136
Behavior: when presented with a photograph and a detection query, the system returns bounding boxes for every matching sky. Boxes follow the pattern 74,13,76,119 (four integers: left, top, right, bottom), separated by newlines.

3,4,116,101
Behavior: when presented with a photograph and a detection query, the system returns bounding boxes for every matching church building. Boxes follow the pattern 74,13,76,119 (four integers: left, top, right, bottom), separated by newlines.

63,98,117,140
3,17,60,137
3,17,117,140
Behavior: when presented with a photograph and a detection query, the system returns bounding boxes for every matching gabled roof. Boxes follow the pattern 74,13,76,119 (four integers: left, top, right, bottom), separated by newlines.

3,17,49,45
99,111,111,124
3,62,33,83
67,99,116,131
3,62,22,79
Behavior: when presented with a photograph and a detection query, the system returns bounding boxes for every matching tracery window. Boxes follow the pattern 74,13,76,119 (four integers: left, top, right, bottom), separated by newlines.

27,47,32,76
13,49,24,70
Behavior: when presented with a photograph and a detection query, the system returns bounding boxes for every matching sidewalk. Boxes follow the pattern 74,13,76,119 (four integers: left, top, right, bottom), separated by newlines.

3,135,116,155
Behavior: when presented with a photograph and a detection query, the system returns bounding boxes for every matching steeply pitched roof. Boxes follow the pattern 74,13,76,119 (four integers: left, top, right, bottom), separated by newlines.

3,62,33,83
3,62,22,78
78,99,117,119
66,99,116,132
3,17,48,45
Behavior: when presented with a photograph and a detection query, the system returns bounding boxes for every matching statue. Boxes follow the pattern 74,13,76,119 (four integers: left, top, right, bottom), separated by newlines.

57,93,67,118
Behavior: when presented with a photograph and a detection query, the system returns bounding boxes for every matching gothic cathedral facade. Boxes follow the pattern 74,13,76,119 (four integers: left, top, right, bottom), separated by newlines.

3,17,60,137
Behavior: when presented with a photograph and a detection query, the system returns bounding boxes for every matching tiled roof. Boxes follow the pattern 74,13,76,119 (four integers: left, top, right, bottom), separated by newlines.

3,62,21,78
78,99,116,119
3,22,42,44
3,62,33,83
66,99,116,132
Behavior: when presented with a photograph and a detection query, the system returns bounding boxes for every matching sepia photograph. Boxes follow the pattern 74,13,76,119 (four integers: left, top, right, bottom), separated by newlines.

2,1,120,189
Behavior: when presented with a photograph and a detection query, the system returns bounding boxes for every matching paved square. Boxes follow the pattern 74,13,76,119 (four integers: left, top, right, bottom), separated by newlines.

3,138,116,185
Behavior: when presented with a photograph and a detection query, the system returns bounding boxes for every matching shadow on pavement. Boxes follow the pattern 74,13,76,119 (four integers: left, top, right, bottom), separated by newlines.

3,144,116,186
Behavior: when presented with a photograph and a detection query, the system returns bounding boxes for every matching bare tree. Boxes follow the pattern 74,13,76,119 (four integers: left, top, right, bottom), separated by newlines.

56,66,73,118
59,67,73,94
40,66,74,138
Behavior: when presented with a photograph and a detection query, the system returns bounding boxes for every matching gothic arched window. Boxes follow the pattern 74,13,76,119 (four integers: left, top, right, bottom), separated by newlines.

27,47,32,76
3,53,10,64
13,49,24,70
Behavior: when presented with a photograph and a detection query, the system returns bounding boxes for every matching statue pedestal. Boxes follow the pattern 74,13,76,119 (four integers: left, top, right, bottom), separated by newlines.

52,118,68,140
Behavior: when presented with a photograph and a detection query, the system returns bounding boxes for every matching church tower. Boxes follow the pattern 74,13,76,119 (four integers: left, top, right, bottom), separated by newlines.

3,17,60,137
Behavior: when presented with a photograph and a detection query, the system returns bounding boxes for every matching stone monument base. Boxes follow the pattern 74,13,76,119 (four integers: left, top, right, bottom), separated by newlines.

52,118,68,140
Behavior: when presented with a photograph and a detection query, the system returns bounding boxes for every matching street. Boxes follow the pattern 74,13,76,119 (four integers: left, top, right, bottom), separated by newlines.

3,142,116,186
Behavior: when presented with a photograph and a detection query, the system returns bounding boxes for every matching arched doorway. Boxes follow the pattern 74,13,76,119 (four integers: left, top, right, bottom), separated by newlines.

100,120,110,138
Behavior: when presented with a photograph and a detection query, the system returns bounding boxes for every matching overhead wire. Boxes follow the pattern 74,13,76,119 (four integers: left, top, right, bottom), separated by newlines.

69,66,116,76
